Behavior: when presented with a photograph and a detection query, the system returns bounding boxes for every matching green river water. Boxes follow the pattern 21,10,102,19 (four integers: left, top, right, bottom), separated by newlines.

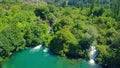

2,46,101,68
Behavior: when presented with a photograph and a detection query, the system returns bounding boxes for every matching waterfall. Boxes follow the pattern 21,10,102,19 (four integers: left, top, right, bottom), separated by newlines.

30,44,42,52
89,46,97,65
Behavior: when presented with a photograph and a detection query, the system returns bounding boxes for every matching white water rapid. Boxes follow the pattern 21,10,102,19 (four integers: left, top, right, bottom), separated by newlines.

30,45,42,52
89,46,97,65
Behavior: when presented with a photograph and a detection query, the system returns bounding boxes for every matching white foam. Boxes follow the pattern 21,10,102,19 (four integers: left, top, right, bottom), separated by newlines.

30,45,42,52
89,59,95,65
89,46,97,65
33,45,42,50
43,48,49,53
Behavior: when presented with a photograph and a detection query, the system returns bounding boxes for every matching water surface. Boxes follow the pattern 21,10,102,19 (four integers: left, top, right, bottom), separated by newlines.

2,46,101,68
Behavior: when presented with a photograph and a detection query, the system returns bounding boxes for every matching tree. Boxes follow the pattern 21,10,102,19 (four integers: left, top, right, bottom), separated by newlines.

90,0,96,14
49,28,78,57
112,31,120,48
1,24,26,52
34,6,49,20
53,16,73,32
96,45,112,66
111,0,120,20
24,23,48,47
0,19,3,33
92,7,105,17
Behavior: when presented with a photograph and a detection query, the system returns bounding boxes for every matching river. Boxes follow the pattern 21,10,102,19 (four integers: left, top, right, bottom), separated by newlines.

1,45,101,68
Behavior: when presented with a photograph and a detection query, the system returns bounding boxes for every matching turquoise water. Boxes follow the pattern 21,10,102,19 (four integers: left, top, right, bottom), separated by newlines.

2,46,101,68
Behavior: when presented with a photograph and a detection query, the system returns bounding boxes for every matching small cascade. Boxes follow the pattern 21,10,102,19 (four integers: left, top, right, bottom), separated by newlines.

30,45,42,52
43,48,49,53
89,46,97,65
49,27,53,34
89,59,95,64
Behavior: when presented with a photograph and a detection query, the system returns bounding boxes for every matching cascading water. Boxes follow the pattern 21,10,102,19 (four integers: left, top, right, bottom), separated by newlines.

30,44,42,52
89,46,97,65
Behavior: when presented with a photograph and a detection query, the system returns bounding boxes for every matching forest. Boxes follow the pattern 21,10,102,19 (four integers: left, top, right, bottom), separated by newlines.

0,0,120,68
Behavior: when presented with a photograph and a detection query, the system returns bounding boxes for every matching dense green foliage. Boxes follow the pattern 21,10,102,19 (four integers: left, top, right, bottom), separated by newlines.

0,3,49,62
0,0,120,68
